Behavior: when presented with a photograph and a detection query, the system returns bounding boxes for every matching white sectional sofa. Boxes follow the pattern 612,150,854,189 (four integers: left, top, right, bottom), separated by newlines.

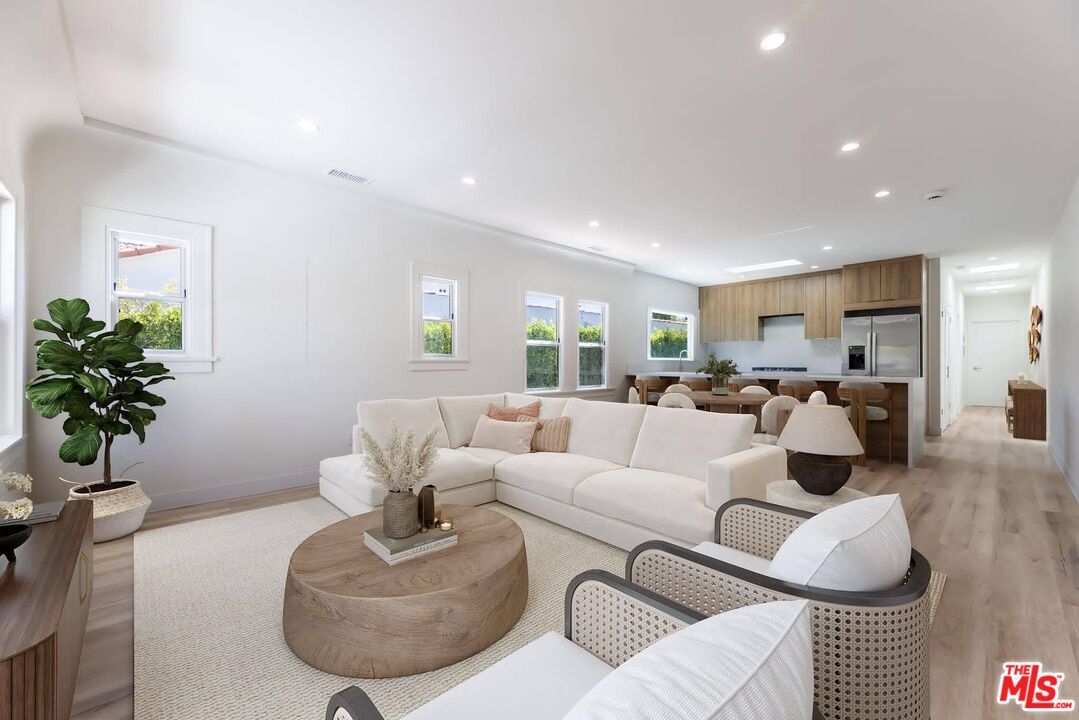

319,392,786,550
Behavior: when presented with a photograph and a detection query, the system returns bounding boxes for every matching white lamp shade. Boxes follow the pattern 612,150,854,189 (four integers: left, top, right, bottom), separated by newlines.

778,405,864,456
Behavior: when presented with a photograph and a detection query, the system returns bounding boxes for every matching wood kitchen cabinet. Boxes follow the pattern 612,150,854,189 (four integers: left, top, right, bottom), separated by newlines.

699,283,759,341
843,255,923,310
880,257,922,302
844,263,881,304
804,271,843,339
756,280,782,317
780,277,805,314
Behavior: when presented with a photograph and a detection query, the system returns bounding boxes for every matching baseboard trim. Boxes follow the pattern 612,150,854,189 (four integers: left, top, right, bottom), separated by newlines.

1049,444,1078,502
148,470,318,512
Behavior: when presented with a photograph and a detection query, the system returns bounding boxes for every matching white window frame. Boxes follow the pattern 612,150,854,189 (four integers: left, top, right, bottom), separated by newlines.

81,207,214,373
0,181,25,463
525,291,563,392
577,300,608,389
410,262,470,371
647,307,695,361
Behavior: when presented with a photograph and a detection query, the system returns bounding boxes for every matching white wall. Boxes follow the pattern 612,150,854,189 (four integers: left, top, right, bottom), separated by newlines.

704,316,842,374
939,266,965,429
25,125,701,507
1049,175,1079,499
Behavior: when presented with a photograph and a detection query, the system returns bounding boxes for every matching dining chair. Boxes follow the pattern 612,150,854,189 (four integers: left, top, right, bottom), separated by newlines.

664,383,693,395
657,393,697,409
837,380,893,464
778,378,819,401
752,395,800,444
627,386,640,405
807,390,828,405
740,385,771,397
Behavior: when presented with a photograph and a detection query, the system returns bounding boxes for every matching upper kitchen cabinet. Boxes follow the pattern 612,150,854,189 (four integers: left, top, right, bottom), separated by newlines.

843,255,923,310
757,277,803,317
804,271,843,339
699,282,760,342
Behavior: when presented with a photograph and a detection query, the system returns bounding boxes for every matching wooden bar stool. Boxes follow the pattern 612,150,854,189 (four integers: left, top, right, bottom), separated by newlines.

777,378,818,401
837,381,893,465
729,377,761,392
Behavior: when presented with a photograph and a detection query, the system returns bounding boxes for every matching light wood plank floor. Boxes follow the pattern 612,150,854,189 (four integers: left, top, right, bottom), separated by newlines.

70,407,1079,719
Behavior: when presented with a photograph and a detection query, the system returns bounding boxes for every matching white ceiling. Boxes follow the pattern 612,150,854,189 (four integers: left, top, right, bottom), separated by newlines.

60,0,1079,285
943,246,1047,297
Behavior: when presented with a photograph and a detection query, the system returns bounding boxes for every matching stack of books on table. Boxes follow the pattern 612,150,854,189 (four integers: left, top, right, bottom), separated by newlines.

363,526,458,566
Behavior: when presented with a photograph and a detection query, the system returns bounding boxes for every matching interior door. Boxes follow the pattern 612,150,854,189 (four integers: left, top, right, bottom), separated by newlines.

965,320,1026,407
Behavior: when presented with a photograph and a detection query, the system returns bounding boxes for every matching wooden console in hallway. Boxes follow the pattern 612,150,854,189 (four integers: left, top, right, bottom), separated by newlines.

1007,379,1047,440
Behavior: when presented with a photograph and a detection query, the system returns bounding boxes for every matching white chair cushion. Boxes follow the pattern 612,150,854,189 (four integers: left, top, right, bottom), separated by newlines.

692,541,773,575
405,632,611,720
630,405,754,481
769,494,911,591
437,394,506,448
319,448,492,506
357,398,450,449
843,404,890,421
740,385,772,396
495,452,622,504
564,600,814,720
656,393,695,408
807,390,828,405
470,415,536,455
562,398,647,466
664,383,692,394
505,393,568,419
761,395,800,435
574,468,715,544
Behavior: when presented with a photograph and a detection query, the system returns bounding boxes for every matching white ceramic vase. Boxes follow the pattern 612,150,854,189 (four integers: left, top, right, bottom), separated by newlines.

68,479,151,542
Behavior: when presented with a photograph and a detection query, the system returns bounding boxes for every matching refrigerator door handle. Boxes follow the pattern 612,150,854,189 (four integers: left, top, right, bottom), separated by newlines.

865,332,873,376
871,331,879,376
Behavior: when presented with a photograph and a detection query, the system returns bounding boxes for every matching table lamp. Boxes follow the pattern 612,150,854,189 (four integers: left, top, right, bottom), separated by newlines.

778,405,864,495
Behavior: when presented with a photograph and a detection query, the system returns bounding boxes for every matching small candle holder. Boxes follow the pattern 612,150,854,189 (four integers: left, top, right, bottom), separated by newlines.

440,519,453,531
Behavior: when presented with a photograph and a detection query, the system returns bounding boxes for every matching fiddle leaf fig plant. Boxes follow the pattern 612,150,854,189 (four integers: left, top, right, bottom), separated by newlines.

25,298,174,486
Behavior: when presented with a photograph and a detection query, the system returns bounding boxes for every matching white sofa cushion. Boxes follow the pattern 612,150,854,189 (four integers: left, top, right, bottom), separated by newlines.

691,541,772,576
495,452,622,504
319,448,493,506
357,398,450,448
470,415,536,455
573,468,715,544
564,600,814,720
561,398,647,466
769,494,911,591
405,631,611,720
505,393,568,419
457,446,514,465
630,406,754,480
437,393,506,448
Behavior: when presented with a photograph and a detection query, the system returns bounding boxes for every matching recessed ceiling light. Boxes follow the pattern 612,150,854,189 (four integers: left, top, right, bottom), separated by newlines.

588,220,600,228
760,31,787,51
987,256,998,261
726,259,803,273
461,177,477,185
970,262,1018,274
810,265,820,269
975,282,1016,291
650,242,662,248
840,141,861,153
874,189,891,198
298,119,320,133
822,246,833,251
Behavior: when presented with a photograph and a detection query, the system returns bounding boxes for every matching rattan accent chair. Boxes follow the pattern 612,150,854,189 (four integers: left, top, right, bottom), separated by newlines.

326,569,826,720
625,499,932,720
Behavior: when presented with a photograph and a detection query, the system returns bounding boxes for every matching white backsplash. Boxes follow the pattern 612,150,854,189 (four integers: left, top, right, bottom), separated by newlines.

704,315,843,374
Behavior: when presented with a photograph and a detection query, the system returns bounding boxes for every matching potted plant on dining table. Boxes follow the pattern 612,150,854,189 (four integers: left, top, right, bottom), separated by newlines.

698,352,739,395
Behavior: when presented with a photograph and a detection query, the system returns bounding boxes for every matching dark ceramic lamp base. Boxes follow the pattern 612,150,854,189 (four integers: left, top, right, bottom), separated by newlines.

0,524,32,563
787,452,852,495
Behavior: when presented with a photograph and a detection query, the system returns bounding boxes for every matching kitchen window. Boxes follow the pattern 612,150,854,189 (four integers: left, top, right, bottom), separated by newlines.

648,309,693,361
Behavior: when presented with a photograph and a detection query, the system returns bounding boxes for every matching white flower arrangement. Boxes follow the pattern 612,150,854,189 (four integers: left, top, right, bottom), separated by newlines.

1,471,34,521
360,425,439,493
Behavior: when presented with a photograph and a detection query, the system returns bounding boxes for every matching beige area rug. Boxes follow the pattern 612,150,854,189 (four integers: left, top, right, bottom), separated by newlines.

134,499,626,720
134,498,947,720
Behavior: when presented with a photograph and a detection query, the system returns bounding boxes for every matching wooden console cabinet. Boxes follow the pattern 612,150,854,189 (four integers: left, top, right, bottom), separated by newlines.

1008,380,1046,441
0,500,93,720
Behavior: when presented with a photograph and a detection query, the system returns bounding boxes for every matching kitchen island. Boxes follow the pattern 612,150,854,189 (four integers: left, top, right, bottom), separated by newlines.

627,370,924,467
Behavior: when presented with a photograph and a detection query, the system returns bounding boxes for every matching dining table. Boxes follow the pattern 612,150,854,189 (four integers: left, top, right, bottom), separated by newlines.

685,390,771,432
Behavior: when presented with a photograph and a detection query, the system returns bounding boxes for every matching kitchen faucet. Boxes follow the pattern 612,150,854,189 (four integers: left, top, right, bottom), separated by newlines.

678,348,689,372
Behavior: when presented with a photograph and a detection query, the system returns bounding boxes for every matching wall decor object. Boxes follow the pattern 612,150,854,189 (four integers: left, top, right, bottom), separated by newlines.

360,424,439,539
1028,304,1043,365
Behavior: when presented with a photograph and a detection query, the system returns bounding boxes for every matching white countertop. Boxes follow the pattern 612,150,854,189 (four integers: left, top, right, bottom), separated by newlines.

627,369,921,384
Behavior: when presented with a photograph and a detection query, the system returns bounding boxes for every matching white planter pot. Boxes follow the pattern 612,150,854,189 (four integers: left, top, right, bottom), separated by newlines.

69,479,151,542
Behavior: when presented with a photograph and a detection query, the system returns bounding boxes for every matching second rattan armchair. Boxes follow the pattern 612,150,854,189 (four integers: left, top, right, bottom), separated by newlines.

625,498,932,720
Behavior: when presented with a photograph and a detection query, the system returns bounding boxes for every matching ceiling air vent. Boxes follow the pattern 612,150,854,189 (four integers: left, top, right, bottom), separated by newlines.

923,188,946,201
327,168,373,185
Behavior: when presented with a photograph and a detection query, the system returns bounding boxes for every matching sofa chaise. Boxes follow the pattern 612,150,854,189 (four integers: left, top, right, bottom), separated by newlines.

319,393,786,550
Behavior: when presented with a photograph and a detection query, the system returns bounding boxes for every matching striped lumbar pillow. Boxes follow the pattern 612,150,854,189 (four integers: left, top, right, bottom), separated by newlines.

517,415,571,452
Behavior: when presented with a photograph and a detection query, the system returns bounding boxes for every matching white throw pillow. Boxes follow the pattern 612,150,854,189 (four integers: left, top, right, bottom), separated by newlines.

768,494,911,591
564,600,814,720
469,415,536,455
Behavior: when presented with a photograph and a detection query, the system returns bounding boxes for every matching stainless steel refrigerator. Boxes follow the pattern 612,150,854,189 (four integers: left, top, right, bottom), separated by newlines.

841,312,921,377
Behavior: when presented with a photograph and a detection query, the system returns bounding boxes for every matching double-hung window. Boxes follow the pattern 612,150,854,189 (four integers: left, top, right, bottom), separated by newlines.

525,292,561,391
578,300,607,388
421,276,456,357
648,309,693,360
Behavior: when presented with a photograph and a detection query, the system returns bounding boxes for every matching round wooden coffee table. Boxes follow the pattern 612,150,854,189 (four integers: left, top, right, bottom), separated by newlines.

283,504,528,678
